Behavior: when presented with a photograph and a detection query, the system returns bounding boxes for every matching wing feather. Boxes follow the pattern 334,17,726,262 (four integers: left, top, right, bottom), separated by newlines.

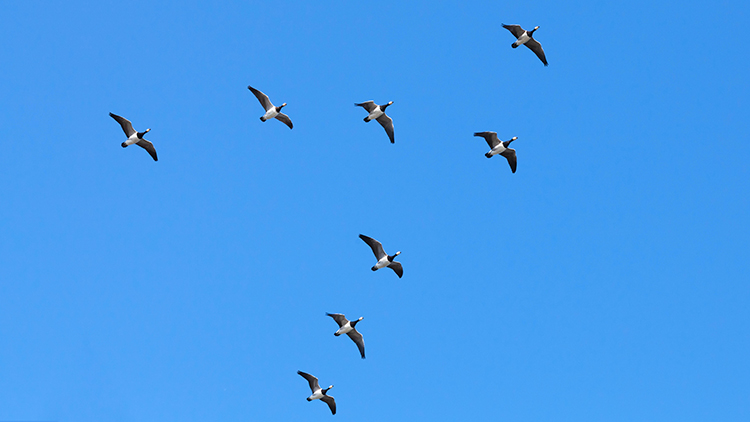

355,101,377,113
297,371,320,392
326,313,348,328
136,139,158,161
346,329,366,359
474,131,500,148
376,114,395,143
275,112,293,129
359,234,386,260
525,38,548,66
109,113,136,137
248,86,274,111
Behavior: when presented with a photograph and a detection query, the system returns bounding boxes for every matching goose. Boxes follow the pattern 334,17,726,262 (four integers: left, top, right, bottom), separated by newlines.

359,234,402,278
109,113,158,161
502,24,548,66
326,313,365,359
247,86,293,129
474,132,518,173
297,371,336,415
355,101,395,143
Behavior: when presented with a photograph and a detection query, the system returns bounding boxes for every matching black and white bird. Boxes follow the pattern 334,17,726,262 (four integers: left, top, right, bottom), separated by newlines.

326,313,366,359
474,132,518,173
247,86,293,129
502,24,548,66
109,113,158,161
359,234,403,278
355,101,395,143
297,371,336,415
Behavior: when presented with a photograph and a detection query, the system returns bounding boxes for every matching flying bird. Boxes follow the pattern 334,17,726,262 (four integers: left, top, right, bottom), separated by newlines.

502,24,548,66
474,132,518,173
247,86,293,129
109,113,158,161
326,313,366,359
359,234,403,278
297,371,336,415
355,101,395,143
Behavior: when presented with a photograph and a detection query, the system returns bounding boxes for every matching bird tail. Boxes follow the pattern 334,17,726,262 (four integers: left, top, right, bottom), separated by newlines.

260,116,266,122
511,43,518,49
364,117,370,122
485,152,492,158
371,266,378,271
121,142,128,148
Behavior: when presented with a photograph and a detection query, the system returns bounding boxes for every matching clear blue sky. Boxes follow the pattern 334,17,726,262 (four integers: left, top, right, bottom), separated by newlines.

1,1,748,421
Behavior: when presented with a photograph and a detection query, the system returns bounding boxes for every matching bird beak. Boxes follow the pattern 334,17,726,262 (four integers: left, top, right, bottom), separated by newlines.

145,128,151,133
281,103,287,107
389,101,394,105
535,26,540,30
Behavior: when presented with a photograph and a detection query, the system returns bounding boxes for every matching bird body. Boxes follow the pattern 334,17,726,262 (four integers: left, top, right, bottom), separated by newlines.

502,24,548,66
356,101,395,143
327,313,366,358
248,86,293,129
297,371,336,415
474,132,518,173
109,113,158,161
359,234,403,278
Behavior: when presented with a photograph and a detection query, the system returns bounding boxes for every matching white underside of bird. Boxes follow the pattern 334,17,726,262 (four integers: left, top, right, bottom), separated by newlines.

334,322,354,336
366,108,384,122
307,390,325,401
123,133,141,146
373,256,391,269
262,108,280,121
514,33,531,46
487,144,508,157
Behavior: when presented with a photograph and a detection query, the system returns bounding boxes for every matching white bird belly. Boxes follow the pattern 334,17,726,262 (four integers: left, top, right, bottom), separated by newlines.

489,144,505,156
308,391,323,401
336,324,353,336
516,33,530,46
368,109,384,120
374,257,390,269
125,135,139,146
264,109,279,120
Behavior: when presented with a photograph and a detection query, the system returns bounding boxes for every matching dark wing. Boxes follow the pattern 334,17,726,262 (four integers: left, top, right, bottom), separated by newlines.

388,261,403,278
275,112,293,129
136,139,158,161
524,38,548,66
297,371,320,393
247,86,274,111
376,114,395,143
355,101,377,113
320,395,336,415
346,329,366,359
326,313,348,328
109,113,136,137
501,148,517,173
474,132,500,148
502,24,525,39
359,234,385,260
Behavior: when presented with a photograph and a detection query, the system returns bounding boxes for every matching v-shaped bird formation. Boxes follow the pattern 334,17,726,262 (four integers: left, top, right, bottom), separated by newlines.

106,20,549,416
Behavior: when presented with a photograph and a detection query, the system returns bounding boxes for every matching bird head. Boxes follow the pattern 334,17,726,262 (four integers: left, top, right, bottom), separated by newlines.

280,103,287,108
358,317,364,321
508,136,518,143
323,385,334,394
394,251,401,257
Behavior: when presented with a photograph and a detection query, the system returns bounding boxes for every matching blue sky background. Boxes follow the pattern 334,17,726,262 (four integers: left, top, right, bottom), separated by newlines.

1,1,749,421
